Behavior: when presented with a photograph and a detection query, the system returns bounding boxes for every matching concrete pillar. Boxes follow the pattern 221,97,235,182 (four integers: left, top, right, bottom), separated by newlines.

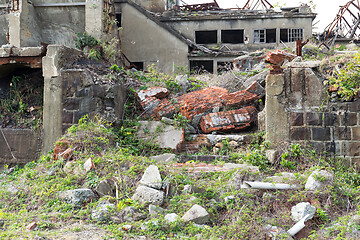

85,0,104,40
8,0,42,47
265,74,289,143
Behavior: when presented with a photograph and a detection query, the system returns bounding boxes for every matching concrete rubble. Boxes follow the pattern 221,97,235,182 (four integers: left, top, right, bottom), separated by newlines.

181,204,210,224
291,202,316,222
305,170,334,191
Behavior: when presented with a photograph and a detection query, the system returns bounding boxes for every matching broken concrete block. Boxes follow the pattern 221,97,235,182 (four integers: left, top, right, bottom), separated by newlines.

0,48,10,57
232,54,265,71
285,61,321,69
243,69,270,88
11,47,43,57
245,81,265,98
221,90,260,108
305,170,334,191
265,50,296,65
140,96,162,113
206,134,253,146
181,134,211,153
200,106,257,133
132,185,164,205
257,109,266,131
137,87,169,101
95,180,113,197
291,202,316,222
83,158,95,172
150,153,176,163
181,204,210,224
137,121,184,150
265,149,279,164
140,165,162,190
152,99,176,120
182,185,204,195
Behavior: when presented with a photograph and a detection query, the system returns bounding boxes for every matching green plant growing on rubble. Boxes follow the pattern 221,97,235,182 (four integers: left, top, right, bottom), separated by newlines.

75,32,99,50
173,112,189,129
329,53,360,101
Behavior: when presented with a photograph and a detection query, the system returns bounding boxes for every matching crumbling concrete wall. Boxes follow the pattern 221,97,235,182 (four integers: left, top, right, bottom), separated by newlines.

0,1,8,46
42,45,126,153
265,63,360,166
0,129,41,165
132,0,167,13
118,2,188,73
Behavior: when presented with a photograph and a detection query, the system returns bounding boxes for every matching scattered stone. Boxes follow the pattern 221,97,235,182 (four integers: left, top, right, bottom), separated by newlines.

140,165,162,190
26,222,37,231
265,149,279,164
92,200,115,222
137,121,184,150
243,69,270,88
118,206,135,223
305,170,334,191
206,134,253,146
149,204,165,216
185,124,197,134
224,195,235,202
63,161,77,174
150,153,176,163
121,224,132,231
223,163,259,171
228,140,239,148
59,188,95,207
175,75,191,92
182,185,204,194
181,204,210,224
141,220,159,231
84,158,95,172
7,184,19,194
265,172,297,184
95,180,113,197
46,166,57,176
137,87,169,102
132,185,164,205
285,61,321,69
165,213,180,223
214,142,224,149
264,225,293,240
229,167,261,190
291,202,316,222
186,196,198,203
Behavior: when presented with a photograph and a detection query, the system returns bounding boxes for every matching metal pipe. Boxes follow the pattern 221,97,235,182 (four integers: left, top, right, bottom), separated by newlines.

241,181,299,190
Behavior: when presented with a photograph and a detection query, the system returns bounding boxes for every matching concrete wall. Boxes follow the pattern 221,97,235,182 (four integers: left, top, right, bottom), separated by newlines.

132,0,167,12
118,2,188,73
165,15,313,51
0,129,41,165
265,65,360,166
0,1,8,46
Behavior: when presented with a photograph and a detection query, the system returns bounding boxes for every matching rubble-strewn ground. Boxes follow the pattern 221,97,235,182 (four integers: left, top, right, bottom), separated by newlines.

2,42,360,239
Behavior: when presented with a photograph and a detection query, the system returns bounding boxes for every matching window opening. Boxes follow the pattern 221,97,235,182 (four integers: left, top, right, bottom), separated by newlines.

221,30,244,44
190,60,214,73
195,30,217,44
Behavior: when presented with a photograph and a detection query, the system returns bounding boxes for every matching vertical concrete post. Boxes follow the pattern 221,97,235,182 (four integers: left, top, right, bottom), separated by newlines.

8,0,42,47
265,74,289,143
42,46,63,153
85,0,104,40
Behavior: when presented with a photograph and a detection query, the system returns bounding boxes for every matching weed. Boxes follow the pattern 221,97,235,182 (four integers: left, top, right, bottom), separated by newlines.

75,32,99,50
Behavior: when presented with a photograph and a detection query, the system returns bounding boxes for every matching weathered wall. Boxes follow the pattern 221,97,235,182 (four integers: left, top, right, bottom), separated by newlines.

118,2,188,73
42,45,126,153
265,64,360,166
0,129,41,165
0,1,8,46
132,0,166,12
164,15,313,51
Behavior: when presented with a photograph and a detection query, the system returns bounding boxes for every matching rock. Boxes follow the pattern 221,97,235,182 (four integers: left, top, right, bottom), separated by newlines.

265,172,297,184
118,206,135,222
26,222,37,231
59,188,95,207
46,166,57,176
132,185,164,205
214,142,224,149
137,87,169,102
264,225,293,240
7,184,19,194
63,161,76,174
150,153,176,163
305,170,334,191
165,213,180,223
224,195,235,202
141,220,159,231
206,134,253,146
291,202,316,222
181,204,210,224
95,180,113,197
175,75,190,92
137,121,184,150
140,165,162,190
228,140,239,148
186,196,198,203
182,185,204,195
185,124,197,134
84,158,95,172
149,204,164,216
92,201,115,222
266,150,279,164
121,224,132,231
258,109,266,131
229,167,261,190
161,117,175,125
223,163,259,171
285,61,321,69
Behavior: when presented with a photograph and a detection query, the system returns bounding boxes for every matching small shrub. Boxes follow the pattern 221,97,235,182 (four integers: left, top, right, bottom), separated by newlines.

75,32,99,50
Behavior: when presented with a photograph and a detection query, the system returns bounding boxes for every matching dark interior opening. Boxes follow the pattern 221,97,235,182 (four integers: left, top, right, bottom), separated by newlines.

217,61,232,74
195,30,217,44
132,62,144,71
280,29,288,42
116,13,122,27
266,29,276,43
221,30,244,44
190,60,214,73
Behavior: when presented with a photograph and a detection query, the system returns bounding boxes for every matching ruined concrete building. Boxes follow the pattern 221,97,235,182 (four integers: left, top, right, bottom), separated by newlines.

0,0,315,73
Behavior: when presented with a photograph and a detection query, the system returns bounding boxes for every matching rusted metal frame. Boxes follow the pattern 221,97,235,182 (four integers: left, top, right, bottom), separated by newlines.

0,56,42,68
326,2,352,39
261,0,273,8
351,1,360,11
242,0,251,9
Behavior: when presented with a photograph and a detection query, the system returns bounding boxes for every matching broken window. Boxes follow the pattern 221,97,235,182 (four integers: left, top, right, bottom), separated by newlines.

195,30,217,44
280,28,304,42
190,60,214,73
221,30,244,44
116,13,122,27
254,29,277,43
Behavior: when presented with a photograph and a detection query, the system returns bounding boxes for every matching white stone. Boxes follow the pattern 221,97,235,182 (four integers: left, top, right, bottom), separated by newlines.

132,185,164,205
266,149,278,164
291,202,316,222
140,165,162,189
165,213,180,223
305,170,334,191
224,195,235,202
181,204,210,224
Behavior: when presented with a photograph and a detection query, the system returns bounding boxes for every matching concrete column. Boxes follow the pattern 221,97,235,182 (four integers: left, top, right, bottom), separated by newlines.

8,0,42,47
85,0,104,40
265,74,289,143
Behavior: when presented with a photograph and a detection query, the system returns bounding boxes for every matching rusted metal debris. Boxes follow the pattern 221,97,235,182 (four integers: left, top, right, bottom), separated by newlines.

174,0,220,11
0,56,42,68
296,39,309,57
242,0,273,10
321,0,360,47
265,50,296,74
